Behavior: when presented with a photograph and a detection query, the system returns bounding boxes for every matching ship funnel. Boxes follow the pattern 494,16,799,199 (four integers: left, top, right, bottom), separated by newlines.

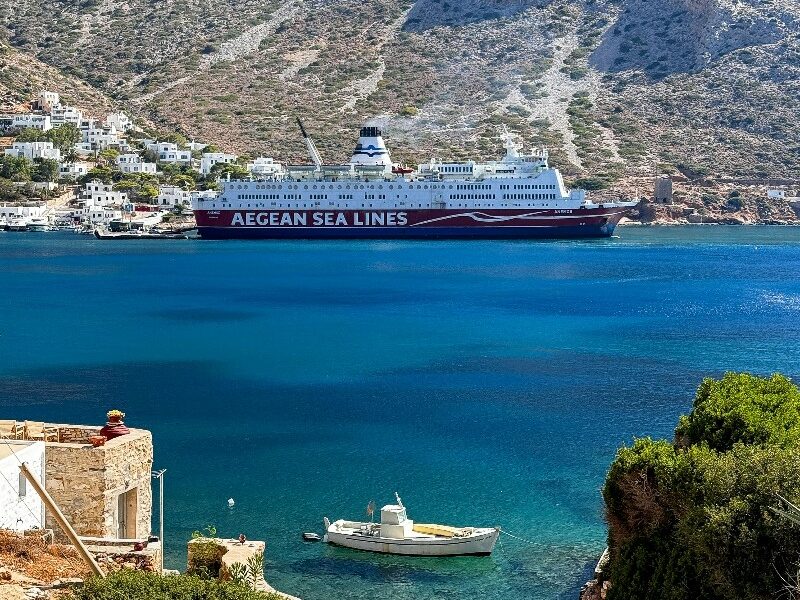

351,126,392,173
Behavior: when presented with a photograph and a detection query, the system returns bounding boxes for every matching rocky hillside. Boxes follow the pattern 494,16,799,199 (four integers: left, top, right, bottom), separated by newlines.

1,0,798,190
0,42,115,116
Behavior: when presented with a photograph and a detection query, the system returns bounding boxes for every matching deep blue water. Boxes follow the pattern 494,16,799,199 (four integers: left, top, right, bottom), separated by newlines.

2,227,800,600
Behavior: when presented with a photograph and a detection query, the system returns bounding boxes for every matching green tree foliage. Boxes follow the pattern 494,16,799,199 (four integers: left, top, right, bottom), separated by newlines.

14,124,82,153
676,373,800,451
603,373,800,600
47,123,82,153
160,163,199,190
32,158,59,183
14,128,47,143
68,570,284,600
162,132,189,148
114,173,160,203
98,148,120,163
0,155,33,181
81,166,114,185
0,178,25,202
207,162,249,182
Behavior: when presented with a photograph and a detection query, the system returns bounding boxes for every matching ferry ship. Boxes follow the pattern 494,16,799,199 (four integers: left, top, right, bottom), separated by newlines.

191,123,637,239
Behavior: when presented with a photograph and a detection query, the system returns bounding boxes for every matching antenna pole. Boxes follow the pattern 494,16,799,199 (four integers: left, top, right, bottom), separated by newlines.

19,463,105,578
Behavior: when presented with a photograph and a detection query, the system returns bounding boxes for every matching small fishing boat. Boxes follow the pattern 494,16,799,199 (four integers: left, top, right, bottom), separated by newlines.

302,532,321,542
93,227,188,240
323,494,500,556
27,217,53,232
7,217,29,231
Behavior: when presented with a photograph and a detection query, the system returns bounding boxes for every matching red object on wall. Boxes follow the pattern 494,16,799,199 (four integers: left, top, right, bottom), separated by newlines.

100,421,130,440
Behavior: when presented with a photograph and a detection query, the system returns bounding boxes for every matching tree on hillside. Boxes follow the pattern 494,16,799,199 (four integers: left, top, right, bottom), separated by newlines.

0,155,33,181
47,123,82,153
207,162,249,182
603,373,800,600
14,128,47,143
81,166,114,185
98,148,120,163
32,158,59,183
162,132,188,148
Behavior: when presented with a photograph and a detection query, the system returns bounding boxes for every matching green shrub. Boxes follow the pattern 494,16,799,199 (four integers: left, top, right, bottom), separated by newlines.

68,570,284,600
676,373,800,451
604,373,800,600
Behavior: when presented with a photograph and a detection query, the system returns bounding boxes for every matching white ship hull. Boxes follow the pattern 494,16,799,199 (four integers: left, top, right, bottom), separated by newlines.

325,520,500,556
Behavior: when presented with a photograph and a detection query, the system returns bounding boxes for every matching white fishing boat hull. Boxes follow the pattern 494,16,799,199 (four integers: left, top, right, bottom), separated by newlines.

325,520,500,556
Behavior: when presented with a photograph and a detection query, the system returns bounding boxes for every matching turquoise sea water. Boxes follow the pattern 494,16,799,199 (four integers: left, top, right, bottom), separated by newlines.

2,226,800,599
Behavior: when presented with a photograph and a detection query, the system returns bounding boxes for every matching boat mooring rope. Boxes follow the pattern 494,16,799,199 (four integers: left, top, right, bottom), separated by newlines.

499,529,538,545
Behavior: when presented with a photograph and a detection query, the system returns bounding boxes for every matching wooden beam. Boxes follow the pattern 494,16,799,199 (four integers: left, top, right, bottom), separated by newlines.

18,462,105,578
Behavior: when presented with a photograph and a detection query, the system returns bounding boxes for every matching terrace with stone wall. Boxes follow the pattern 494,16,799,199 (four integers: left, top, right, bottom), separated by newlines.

42,425,153,543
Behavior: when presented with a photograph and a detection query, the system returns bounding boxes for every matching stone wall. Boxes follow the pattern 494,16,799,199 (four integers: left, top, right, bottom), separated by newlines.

44,427,153,542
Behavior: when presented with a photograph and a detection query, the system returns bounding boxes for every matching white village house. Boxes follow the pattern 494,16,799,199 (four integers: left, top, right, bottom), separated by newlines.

4,141,61,162
0,441,45,533
105,112,134,133
146,142,192,165
0,203,48,220
157,185,190,208
82,181,128,207
59,162,91,179
200,152,237,176
248,157,283,177
0,114,52,132
50,105,84,128
83,123,128,152
117,154,157,174
37,91,61,113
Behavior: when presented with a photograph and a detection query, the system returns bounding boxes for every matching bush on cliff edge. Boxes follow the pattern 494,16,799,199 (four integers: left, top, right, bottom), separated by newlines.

68,570,285,600
603,373,800,600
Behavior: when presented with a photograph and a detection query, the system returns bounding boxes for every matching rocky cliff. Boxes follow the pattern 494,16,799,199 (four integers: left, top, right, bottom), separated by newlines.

1,0,798,209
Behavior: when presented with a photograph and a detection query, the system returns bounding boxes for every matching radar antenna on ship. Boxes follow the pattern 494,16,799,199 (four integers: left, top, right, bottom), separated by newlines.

296,118,323,170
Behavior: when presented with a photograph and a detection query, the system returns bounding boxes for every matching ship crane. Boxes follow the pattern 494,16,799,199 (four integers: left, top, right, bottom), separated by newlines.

296,118,323,171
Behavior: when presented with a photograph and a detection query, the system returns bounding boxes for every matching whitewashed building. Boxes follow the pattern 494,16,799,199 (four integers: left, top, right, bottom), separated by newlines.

80,206,124,223
117,154,157,174
59,162,91,179
0,114,52,132
0,441,45,533
83,124,125,152
4,141,61,162
190,190,218,204
105,112,134,133
146,142,192,164
157,185,190,207
37,91,61,112
82,181,128,206
200,152,237,176
51,105,84,127
247,157,283,177
0,203,47,220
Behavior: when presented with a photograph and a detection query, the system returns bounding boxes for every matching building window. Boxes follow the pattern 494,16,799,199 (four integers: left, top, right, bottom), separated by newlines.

18,472,26,498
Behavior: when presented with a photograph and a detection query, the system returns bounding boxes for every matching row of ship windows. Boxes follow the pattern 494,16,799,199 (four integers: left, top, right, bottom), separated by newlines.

498,184,556,190
238,193,373,201
233,182,550,192
448,194,557,200
224,202,558,209
237,192,558,202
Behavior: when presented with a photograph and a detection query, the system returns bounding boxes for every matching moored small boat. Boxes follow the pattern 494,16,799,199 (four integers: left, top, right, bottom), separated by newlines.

93,227,188,240
7,217,29,231
324,494,499,556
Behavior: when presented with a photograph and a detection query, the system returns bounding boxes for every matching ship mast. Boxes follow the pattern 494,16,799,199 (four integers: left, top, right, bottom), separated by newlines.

296,118,323,170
